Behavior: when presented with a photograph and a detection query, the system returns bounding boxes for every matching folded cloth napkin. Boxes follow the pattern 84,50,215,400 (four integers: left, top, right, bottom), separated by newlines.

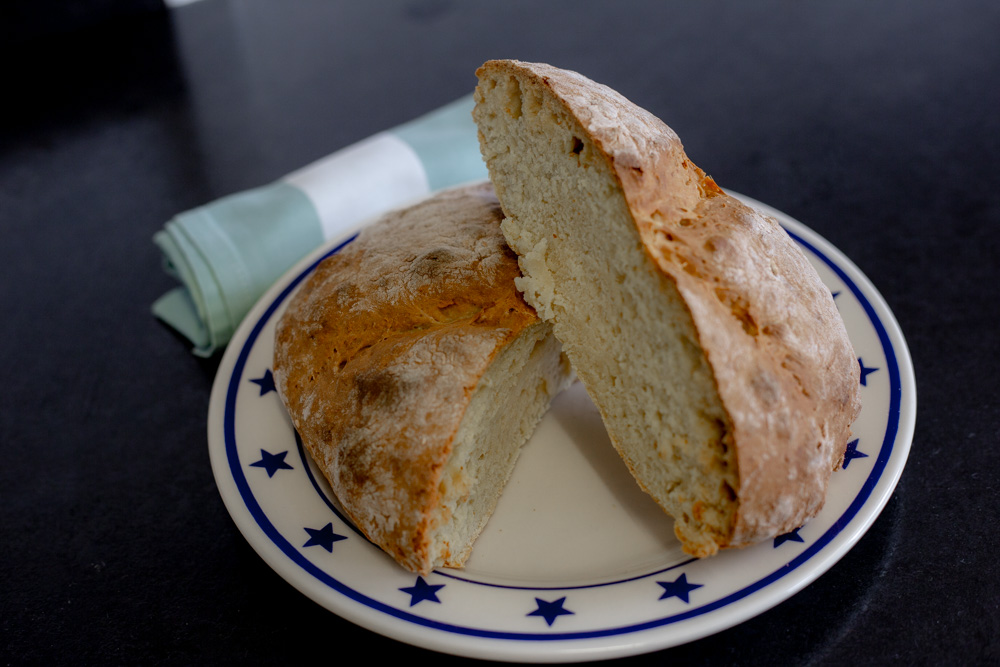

152,95,488,356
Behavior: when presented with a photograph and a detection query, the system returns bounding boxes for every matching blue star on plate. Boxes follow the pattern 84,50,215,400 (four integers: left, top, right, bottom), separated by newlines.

842,438,869,469
248,449,293,477
527,597,574,626
773,527,805,548
303,523,347,552
656,573,703,603
832,290,841,299
250,369,276,395
400,576,445,606
858,358,879,386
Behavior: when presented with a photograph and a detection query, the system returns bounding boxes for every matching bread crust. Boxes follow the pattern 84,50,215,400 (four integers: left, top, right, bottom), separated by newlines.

273,182,538,573
475,60,862,550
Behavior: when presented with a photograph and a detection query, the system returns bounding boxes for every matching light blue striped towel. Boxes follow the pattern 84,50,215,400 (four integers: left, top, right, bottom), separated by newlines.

152,96,487,356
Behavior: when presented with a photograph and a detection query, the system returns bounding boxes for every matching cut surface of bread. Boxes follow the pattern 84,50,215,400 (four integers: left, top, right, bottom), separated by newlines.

473,60,861,556
273,182,572,573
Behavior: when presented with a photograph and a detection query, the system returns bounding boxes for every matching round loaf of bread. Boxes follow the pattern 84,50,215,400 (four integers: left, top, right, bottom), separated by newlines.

473,60,862,556
273,182,571,574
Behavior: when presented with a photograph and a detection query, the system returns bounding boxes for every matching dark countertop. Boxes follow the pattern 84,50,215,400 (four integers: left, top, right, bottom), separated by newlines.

2,1,997,664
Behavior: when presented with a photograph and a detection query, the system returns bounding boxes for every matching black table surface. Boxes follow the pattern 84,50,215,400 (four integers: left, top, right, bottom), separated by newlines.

3,1,998,664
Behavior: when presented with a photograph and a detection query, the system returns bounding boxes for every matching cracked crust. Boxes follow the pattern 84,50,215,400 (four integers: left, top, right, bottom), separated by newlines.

273,182,566,573
474,60,861,554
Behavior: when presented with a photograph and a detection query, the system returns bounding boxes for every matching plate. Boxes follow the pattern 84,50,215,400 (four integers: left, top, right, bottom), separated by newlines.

207,190,915,662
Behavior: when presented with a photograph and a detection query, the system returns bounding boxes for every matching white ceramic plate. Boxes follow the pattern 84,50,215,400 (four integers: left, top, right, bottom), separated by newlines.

207,191,915,662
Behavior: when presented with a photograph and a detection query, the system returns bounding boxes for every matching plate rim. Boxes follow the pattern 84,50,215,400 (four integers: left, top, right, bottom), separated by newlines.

206,189,916,662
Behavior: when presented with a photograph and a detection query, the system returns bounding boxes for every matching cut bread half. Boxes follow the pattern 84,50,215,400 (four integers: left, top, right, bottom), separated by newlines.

473,60,861,556
273,182,572,573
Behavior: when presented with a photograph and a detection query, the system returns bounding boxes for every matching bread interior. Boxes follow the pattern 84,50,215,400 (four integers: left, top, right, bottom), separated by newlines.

429,320,571,568
474,69,740,555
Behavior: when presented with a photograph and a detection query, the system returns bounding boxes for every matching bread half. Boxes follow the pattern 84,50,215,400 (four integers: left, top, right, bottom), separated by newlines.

473,60,861,556
273,182,572,573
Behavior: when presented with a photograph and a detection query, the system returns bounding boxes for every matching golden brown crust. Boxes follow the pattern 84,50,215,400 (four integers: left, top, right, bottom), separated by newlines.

273,182,538,573
476,60,861,549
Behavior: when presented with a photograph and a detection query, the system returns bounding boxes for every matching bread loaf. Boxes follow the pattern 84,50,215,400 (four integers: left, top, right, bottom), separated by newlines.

473,60,861,556
273,182,572,573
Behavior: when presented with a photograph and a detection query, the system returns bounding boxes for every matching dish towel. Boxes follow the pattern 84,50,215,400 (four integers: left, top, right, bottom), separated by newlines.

152,95,487,356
